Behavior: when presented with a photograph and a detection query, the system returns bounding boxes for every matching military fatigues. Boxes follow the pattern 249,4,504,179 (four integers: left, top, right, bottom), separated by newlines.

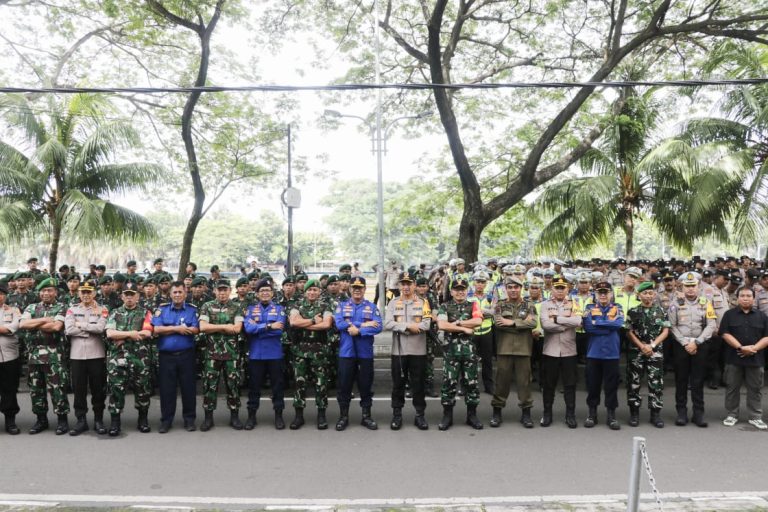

437,300,483,407
626,305,670,410
290,298,333,411
21,302,70,415
199,300,243,412
9,290,38,366
420,290,441,392
105,305,154,415
491,299,538,411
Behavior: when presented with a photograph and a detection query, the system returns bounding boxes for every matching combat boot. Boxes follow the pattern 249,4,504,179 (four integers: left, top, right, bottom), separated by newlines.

109,413,121,437
584,407,597,428
317,409,328,430
540,406,553,427
230,410,243,430
361,407,377,430
425,381,439,398
200,410,214,432
390,408,403,430
438,405,453,431
29,414,49,435
520,407,534,429
675,408,688,426
335,405,349,431
290,408,305,430
4,414,19,435
629,406,640,427
564,388,577,428
489,407,502,428
607,409,621,430
466,406,483,430
137,410,151,433
69,415,89,436
244,409,257,430
414,412,428,430
55,414,69,435
692,410,708,428
274,409,285,430
650,408,664,428
94,412,106,435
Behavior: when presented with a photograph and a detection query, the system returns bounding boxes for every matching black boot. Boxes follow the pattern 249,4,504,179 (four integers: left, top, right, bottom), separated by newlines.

438,405,453,431
274,409,285,430
692,410,708,428
564,388,577,428
290,408,305,430
94,412,106,435
137,410,151,433
230,410,243,430
361,407,378,430
629,406,640,427
540,407,553,427
520,407,534,428
607,409,621,430
425,382,439,398
414,412,428,430
584,407,597,428
109,413,121,437
675,408,688,426
317,409,328,430
4,414,20,435
335,405,349,431
55,414,69,435
69,415,89,436
650,408,664,428
390,408,403,430
466,406,483,430
29,414,49,435
489,406,502,428
200,410,214,432
244,409,257,430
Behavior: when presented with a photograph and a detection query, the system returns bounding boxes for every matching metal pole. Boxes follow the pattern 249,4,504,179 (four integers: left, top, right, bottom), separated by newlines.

627,436,645,512
286,124,293,277
373,0,386,313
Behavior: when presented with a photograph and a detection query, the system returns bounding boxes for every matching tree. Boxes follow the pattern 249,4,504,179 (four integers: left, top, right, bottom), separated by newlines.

313,1,768,261
0,93,161,271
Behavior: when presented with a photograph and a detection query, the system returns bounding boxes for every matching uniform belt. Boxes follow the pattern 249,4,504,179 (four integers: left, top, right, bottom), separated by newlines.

161,348,193,356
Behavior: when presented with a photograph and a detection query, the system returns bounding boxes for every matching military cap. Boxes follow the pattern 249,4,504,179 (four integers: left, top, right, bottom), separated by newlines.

326,275,339,285
729,275,743,286
660,269,675,280
551,275,569,287
398,272,414,283
594,281,612,292
637,281,655,293
66,274,81,283
415,277,428,286
472,271,489,282
98,276,113,285
191,277,206,287
0,283,8,295
247,272,260,281
529,276,544,287
255,278,273,291
339,263,352,272
295,272,308,282
304,279,321,290
650,272,663,283
531,269,543,277
261,272,272,279
611,257,627,267
122,282,140,294
591,271,605,281
216,279,231,289
451,278,469,289
715,269,730,278
58,264,69,272
746,268,761,279
144,275,156,285
236,277,249,287
577,271,592,282
350,276,366,288
210,265,220,273
625,267,642,279
79,281,96,292
512,264,526,274
126,260,137,267
679,272,699,286
504,276,524,287
16,271,31,280
543,268,556,277
96,264,107,271
501,264,515,274
35,277,57,291
156,274,172,283
701,269,713,278
153,258,164,265
134,276,144,284
339,274,351,282
114,272,127,283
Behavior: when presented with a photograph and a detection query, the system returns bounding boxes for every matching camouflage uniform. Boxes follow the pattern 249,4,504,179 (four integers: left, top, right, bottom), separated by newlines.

437,300,482,407
421,290,441,389
323,292,347,388
105,305,154,414
9,289,38,365
626,304,670,410
22,302,70,415
290,297,333,410
199,300,243,412
277,293,299,387
188,294,209,379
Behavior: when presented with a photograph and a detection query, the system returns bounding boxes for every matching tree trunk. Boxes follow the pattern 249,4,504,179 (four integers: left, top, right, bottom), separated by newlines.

456,210,485,264
624,210,635,260
49,216,61,275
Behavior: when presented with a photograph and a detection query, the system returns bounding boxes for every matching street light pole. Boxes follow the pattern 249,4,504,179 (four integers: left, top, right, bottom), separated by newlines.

374,0,386,313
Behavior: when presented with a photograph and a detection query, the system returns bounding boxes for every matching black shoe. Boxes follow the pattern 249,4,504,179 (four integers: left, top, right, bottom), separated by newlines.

109,414,121,437
520,408,533,429
390,408,403,430
335,407,349,431
405,389,413,399
29,414,49,435
361,407,378,430
675,409,688,426
4,415,20,435
158,422,171,434
692,411,708,428
290,409,305,430
69,416,89,436
438,406,453,431
629,406,640,427
425,384,439,398
137,410,151,433
200,411,214,432
274,410,285,430
607,409,621,430
650,409,664,428
94,414,106,435
317,409,328,430
565,415,577,429
414,414,429,430
540,409,553,427
184,420,196,432
244,410,257,430
466,406,483,430
489,407,502,428
230,410,243,430
584,408,597,428
55,414,69,435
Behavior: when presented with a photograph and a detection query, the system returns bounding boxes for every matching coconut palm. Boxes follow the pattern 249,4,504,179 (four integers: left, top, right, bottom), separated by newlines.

0,94,162,271
534,88,742,259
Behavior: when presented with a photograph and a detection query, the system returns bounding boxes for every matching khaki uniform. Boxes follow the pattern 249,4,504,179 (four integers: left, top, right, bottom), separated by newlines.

491,299,537,410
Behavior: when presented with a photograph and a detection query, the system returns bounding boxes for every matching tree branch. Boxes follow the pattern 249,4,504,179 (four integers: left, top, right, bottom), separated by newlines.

146,0,203,33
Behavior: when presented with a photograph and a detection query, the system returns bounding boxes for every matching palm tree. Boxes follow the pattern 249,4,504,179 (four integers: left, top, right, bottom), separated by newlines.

534,88,741,259
0,94,162,271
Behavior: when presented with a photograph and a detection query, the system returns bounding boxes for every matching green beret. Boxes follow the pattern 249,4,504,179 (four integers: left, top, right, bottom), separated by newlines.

304,279,321,290
16,271,31,279
261,272,271,278
320,274,329,280
326,275,339,284
144,276,155,285
236,277,249,287
191,277,206,286
34,273,50,284
282,276,295,286
113,272,127,283
247,272,260,281
637,281,655,293
295,272,308,281
35,277,58,291
153,258,164,265
157,274,172,283
339,274,351,282
134,276,144,284
98,276,113,285
339,263,352,272
415,277,428,286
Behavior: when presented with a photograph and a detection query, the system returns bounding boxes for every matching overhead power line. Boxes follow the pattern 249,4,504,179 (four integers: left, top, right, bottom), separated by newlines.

0,78,766,95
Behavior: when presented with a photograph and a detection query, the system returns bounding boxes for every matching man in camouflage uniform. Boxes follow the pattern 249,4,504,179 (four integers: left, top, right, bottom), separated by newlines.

60,274,82,307
288,279,333,430
96,276,122,311
198,279,244,431
415,276,440,397
105,282,154,436
626,281,670,428
436,278,483,431
9,271,38,365
19,278,71,435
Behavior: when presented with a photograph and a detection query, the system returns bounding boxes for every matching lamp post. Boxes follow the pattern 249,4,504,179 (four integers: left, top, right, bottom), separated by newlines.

324,109,433,311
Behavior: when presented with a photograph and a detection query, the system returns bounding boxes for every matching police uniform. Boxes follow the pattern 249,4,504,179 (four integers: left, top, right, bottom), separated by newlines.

0,284,21,434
